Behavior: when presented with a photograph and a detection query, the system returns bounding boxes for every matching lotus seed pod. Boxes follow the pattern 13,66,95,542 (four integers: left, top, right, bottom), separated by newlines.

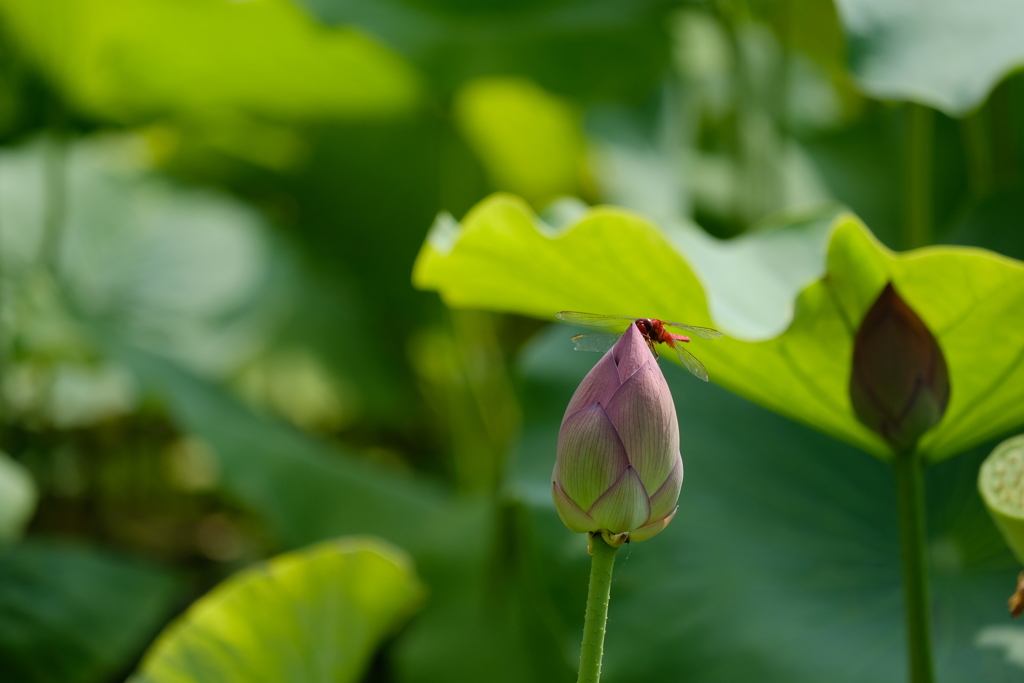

552,323,682,546
979,434,1024,565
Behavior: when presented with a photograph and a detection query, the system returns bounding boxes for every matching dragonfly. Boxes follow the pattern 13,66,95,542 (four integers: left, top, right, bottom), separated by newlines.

555,311,723,382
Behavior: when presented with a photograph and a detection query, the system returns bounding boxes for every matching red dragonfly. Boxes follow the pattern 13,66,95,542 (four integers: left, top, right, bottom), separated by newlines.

555,311,723,382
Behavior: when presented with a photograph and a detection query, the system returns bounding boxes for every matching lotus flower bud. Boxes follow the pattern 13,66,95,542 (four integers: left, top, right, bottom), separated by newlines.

552,324,683,546
849,283,950,455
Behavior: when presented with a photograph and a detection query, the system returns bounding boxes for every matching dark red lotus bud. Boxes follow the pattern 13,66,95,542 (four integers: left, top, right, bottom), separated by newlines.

849,283,950,454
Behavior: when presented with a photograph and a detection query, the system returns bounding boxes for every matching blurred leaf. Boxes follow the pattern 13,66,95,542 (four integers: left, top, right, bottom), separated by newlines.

802,107,905,247
514,326,1024,682
114,344,444,550
754,0,847,76
391,499,575,683
663,206,842,341
946,182,1024,261
0,451,36,545
413,194,1024,462
245,117,475,424
294,0,671,102
410,309,522,494
0,540,179,683
3,133,439,436
111,345,571,683
585,77,837,239
235,347,357,433
454,77,585,204
16,133,561,675
133,537,424,683
792,104,969,252
0,135,286,378
0,0,421,123
835,0,1024,116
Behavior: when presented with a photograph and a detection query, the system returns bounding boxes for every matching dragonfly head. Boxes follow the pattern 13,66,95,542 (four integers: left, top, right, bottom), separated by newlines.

633,318,655,338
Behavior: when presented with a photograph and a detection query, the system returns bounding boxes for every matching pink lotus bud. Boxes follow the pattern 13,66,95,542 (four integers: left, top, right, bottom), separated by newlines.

552,324,683,545
849,283,950,454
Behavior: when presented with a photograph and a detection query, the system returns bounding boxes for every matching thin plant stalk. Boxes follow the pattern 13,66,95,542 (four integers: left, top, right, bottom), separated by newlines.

961,108,994,199
903,104,933,249
577,534,619,683
893,450,935,683
990,84,1017,188
39,132,68,271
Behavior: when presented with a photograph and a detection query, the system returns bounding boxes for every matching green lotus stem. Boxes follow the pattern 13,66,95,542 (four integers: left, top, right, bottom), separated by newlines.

577,534,619,683
904,103,933,249
40,130,68,271
961,109,994,198
893,450,935,683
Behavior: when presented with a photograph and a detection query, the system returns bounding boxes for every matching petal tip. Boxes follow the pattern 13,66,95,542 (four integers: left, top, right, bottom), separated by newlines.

552,481,598,533
628,506,678,543
586,465,651,534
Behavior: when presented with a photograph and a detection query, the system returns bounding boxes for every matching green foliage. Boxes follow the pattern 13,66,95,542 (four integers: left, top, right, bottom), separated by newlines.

111,345,572,683
0,0,421,123
515,328,1024,682
414,194,1024,462
132,537,424,683
292,0,671,102
0,451,36,545
1,136,488,682
453,77,585,204
115,344,444,551
2,1,1024,682
0,541,179,683
835,0,1024,116
0,136,284,380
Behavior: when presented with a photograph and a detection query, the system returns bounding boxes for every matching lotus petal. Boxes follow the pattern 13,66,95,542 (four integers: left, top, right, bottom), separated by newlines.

586,466,650,534
604,361,679,492
564,350,621,419
555,403,629,510
552,482,598,533
628,506,678,543
647,457,683,523
611,323,651,383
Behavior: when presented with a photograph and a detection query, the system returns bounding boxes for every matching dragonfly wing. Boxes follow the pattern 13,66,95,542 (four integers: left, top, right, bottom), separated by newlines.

556,311,637,329
571,333,621,353
662,322,724,340
675,344,709,382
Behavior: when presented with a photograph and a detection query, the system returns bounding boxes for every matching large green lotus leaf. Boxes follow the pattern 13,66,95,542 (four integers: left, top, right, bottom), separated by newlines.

133,537,423,683
0,0,421,123
413,194,1024,462
834,0,1024,116
513,326,1024,682
0,541,180,683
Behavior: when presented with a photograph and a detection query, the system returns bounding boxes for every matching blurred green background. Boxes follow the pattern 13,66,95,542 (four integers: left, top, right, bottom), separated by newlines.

2,1,1024,682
